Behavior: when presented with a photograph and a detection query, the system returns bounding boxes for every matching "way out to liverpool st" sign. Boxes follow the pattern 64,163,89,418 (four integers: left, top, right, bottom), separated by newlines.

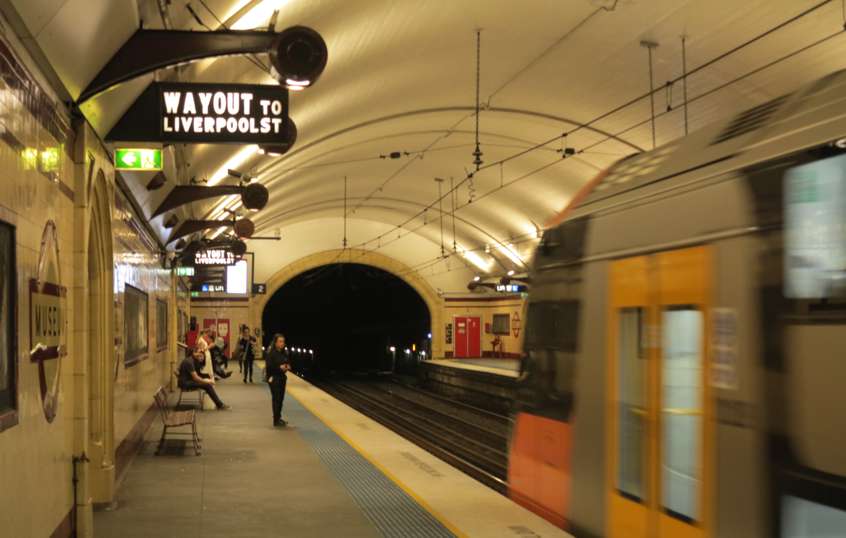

106,82,290,144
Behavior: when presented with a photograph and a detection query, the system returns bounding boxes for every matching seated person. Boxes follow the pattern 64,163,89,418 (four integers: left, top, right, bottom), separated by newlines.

178,347,231,410
209,344,232,379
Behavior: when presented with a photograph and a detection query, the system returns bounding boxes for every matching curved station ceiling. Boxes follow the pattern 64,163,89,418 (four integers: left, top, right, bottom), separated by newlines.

5,0,846,291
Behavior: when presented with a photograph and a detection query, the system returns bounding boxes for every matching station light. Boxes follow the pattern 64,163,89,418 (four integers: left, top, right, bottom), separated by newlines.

427,333,432,339
460,246,493,272
420,351,426,357
496,242,525,267
389,346,396,352
309,349,313,354
507,270,515,276
404,349,411,354
473,275,481,282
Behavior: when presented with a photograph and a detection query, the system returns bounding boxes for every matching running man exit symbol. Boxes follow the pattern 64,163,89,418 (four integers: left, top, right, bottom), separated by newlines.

115,148,163,171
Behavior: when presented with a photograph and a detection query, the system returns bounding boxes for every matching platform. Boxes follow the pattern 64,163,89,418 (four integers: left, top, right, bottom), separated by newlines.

94,375,570,538
430,358,521,378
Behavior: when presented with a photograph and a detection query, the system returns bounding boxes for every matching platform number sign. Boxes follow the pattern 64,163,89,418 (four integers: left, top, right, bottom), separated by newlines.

445,323,453,344
711,308,739,390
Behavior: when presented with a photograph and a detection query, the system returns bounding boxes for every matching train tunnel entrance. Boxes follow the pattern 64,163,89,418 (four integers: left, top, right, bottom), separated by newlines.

261,263,431,375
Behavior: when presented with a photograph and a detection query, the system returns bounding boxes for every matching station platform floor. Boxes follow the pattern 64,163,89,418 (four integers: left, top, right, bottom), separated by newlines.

429,358,520,377
94,374,569,538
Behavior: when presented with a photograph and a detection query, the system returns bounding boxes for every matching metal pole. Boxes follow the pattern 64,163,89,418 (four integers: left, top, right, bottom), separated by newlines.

641,40,659,149
682,35,689,136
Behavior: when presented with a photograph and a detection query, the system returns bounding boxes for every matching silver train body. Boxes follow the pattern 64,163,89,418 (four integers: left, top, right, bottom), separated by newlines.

513,69,846,537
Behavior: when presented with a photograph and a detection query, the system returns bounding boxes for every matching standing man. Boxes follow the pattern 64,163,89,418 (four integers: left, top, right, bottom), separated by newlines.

238,325,256,383
265,333,291,427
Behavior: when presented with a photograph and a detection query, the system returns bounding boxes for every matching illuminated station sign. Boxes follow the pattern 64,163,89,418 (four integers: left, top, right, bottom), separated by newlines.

107,81,290,144
194,249,238,266
496,283,528,293
115,148,163,171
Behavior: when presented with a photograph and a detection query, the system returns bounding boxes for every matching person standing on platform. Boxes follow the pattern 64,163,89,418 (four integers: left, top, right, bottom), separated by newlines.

265,333,291,427
238,325,256,383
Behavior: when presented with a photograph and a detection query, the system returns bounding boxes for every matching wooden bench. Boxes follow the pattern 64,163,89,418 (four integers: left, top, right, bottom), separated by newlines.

173,369,205,409
153,387,202,456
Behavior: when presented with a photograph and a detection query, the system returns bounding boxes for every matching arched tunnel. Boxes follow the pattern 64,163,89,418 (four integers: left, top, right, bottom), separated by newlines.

261,262,431,375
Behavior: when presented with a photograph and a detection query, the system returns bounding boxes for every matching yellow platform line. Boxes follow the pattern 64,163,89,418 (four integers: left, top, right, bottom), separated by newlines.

290,386,469,538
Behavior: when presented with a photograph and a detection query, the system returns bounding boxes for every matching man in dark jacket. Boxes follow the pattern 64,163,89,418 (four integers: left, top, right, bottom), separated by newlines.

178,347,230,410
265,333,291,426
238,326,256,383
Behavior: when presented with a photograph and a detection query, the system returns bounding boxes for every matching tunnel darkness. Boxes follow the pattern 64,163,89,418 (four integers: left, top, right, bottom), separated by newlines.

261,263,431,374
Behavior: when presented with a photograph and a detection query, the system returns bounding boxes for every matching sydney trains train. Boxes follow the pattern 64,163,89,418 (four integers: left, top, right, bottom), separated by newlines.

508,69,846,537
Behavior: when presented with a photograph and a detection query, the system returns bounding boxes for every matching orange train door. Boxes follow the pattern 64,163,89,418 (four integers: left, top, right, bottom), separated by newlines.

607,246,713,538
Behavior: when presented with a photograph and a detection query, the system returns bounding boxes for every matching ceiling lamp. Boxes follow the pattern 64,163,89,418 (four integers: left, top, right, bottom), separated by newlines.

269,26,328,91
258,119,298,156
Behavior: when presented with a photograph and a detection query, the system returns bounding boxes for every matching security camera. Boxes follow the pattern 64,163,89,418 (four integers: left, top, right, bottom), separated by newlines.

146,172,167,191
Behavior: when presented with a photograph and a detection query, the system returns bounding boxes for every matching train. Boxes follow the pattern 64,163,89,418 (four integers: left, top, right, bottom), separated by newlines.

508,69,846,537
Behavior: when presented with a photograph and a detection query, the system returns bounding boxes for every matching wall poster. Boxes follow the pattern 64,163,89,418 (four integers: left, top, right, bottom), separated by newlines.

124,285,148,366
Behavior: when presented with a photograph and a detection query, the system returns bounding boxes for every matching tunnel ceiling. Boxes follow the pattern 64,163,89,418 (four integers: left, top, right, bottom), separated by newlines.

5,0,846,290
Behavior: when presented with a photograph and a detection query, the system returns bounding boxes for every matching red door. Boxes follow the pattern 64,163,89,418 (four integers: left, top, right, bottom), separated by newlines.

468,317,481,357
454,317,481,358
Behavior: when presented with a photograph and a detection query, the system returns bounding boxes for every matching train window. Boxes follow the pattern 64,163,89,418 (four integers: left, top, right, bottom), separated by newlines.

525,301,580,352
784,153,846,299
616,307,647,502
660,307,703,523
782,496,846,537
551,301,580,352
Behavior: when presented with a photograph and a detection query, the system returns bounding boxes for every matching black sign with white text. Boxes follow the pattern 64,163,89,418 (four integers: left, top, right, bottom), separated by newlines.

194,248,237,266
107,82,290,144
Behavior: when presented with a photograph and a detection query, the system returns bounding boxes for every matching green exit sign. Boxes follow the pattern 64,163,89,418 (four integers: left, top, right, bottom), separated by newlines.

115,148,163,171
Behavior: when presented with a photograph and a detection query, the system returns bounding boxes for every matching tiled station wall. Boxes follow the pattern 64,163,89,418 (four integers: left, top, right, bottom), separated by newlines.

0,27,181,538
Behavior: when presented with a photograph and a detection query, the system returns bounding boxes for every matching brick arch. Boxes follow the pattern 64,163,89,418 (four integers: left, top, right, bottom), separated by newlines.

253,249,443,358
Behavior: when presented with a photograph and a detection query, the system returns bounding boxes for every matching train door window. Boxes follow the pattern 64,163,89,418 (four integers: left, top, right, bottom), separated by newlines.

617,307,647,502
782,496,846,537
660,307,703,522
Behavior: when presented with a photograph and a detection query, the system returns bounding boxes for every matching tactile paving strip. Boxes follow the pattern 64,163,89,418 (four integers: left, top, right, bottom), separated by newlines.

286,395,456,538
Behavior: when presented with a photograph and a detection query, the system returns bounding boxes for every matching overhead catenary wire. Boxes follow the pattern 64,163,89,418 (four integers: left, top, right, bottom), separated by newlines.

327,16,846,275
341,0,839,259
253,0,840,276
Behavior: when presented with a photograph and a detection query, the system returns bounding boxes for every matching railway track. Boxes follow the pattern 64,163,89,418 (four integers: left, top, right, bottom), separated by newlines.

312,377,511,494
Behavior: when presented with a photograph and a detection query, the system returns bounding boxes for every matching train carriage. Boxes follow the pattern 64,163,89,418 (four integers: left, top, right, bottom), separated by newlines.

509,69,846,537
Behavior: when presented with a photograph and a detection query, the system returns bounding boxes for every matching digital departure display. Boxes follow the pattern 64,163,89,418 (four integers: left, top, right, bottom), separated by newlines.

190,257,252,298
